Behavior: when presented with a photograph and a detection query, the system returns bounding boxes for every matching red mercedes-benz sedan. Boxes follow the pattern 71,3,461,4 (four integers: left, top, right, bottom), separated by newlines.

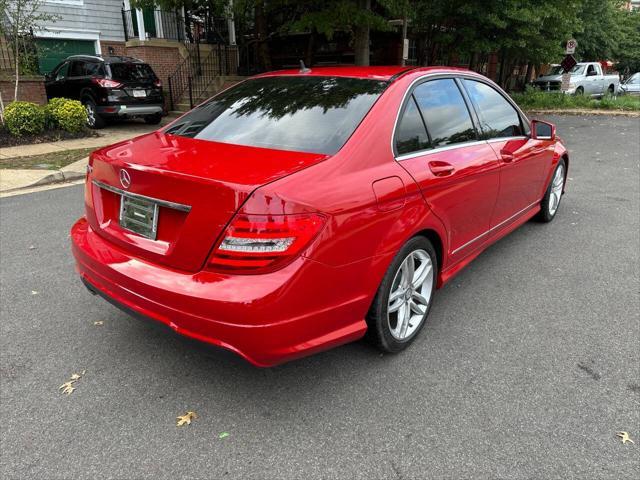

71,66,568,366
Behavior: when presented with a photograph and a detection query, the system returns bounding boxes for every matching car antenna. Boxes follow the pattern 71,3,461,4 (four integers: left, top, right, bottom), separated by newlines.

299,60,311,74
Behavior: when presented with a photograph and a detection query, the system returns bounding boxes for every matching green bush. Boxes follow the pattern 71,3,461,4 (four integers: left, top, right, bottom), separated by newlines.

511,86,640,111
45,97,87,133
4,101,46,136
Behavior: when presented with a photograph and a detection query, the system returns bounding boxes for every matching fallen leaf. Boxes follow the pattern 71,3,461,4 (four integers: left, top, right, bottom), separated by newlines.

59,381,75,390
70,373,82,380
617,432,635,445
219,432,230,439
61,384,75,395
177,411,196,426
29,245,36,250
94,321,104,326
31,291,38,295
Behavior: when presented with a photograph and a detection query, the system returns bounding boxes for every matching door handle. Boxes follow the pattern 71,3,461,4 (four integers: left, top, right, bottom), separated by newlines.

429,161,455,177
500,149,515,163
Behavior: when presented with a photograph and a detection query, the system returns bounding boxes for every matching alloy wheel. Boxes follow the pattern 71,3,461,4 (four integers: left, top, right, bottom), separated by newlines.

387,249,434,341
548,164,564,216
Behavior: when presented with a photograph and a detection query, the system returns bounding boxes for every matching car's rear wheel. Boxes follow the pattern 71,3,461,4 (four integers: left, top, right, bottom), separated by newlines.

536,159,566,222
575,87,584,96
144,113,162,125
606,85,615,97
367,236,437,353
83,99,105,129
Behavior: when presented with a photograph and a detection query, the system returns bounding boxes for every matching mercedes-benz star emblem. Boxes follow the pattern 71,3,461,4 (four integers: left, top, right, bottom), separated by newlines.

119,169,131,189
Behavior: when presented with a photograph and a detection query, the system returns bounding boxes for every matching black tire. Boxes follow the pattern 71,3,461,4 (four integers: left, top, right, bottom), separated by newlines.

536,158,566,223
83,98,105,129
366,236,437,353
144,113,162,125
606,85,615,97
575,87,584,96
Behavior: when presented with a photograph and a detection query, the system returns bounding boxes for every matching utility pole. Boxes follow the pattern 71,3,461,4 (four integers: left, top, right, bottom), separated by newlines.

401,14,408,66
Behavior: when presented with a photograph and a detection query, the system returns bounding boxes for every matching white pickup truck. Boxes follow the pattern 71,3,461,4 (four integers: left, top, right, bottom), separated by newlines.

533,62,619,97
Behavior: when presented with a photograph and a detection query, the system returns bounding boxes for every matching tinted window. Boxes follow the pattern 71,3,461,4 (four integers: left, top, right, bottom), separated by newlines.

413,79,476,147
69,61,84,77
463,80,524,139
109,63,156,82
55,62,69,81
165,76,387,155
84,62,104,76
395,96,430,155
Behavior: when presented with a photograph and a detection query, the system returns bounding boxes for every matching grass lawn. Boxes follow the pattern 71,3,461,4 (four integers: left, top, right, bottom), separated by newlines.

0,147,95,170
512,89,640,111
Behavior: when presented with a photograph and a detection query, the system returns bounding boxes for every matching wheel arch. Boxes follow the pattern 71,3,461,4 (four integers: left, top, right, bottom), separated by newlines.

413,228,444,276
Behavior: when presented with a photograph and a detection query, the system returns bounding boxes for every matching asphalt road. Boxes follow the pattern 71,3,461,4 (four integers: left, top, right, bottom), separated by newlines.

1,114,638,479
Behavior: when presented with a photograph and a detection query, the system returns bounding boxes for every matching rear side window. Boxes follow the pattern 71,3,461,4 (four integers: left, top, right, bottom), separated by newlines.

395,96,430,155
84,62,104,76
463,80,524,139
165,76,387,155
69,61,85,77
109,63,156,82
412,79,477,148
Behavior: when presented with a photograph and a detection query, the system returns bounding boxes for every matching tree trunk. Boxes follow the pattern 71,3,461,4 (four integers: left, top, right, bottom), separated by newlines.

255,0,271,71
353,0,370,66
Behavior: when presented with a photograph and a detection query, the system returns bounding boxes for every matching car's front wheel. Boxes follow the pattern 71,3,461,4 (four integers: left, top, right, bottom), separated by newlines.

537,158,566,222
367,236,437,353
83,99,105,129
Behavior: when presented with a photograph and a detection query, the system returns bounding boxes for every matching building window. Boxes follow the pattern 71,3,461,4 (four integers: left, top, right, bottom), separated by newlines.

46,0,84,6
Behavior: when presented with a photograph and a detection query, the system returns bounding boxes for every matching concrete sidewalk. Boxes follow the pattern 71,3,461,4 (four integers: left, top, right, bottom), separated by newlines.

0,115,179,194
0,156,88,193
0,114,178,160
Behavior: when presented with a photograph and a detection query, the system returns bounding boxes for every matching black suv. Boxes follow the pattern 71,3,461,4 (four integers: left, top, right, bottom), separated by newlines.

45,55,163,129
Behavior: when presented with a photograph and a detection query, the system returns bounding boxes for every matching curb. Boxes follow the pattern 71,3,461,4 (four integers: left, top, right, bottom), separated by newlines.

30,170,86,187
0,170,86,194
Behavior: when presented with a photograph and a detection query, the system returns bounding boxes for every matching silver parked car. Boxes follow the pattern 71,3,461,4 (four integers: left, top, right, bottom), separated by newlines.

619,73,640,96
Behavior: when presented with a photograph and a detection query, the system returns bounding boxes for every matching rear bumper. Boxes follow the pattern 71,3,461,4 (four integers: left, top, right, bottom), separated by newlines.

71,217,370,366
97,104,163,116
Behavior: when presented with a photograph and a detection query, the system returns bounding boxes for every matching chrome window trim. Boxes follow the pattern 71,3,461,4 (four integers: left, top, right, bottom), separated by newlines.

391,72,532,160
92,180,192,212
485,135,528,144
395,139,489,161
451,200,539,255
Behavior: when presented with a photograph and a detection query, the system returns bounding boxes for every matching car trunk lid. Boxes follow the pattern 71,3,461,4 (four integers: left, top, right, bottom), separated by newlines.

85,131,329,272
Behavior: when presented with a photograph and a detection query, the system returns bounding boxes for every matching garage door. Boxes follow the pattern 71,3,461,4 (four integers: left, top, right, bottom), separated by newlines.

36,38,96,74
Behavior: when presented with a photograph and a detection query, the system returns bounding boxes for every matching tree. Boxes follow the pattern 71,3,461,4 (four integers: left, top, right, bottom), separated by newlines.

1,0,58,101
614,9,640,75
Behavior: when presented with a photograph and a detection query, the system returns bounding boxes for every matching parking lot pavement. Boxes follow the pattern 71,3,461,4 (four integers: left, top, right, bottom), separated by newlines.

0,115,638,479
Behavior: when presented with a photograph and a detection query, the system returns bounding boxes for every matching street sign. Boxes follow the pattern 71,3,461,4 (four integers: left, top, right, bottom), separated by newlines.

565,38,577,55
402,38,409,61
560,54,577,73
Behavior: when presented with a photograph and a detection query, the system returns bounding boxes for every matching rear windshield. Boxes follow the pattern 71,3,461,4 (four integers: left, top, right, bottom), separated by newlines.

108,63,156,82
164,76,388,154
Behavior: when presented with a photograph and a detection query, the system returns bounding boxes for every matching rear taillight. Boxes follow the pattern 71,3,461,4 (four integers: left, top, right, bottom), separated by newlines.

91,77,123,88
207,212,326,272
154,79,162,88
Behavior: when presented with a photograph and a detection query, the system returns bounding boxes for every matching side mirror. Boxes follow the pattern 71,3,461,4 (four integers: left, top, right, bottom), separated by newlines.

531,119,555,141
44,73,52,82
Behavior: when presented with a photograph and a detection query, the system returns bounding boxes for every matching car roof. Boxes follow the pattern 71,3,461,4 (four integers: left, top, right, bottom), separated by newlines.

64,55,146,64
254,65,473,82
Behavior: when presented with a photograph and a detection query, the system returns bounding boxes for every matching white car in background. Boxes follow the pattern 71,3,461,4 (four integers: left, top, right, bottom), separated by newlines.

533,62,619,97
619,72,640,96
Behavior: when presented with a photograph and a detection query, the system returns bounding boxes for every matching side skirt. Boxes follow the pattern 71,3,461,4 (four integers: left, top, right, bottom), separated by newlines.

437,203,541,287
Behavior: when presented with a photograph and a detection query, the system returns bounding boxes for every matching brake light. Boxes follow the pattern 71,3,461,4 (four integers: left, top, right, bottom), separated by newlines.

154,79,162,88
91,77,122,88
208,212,326,272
